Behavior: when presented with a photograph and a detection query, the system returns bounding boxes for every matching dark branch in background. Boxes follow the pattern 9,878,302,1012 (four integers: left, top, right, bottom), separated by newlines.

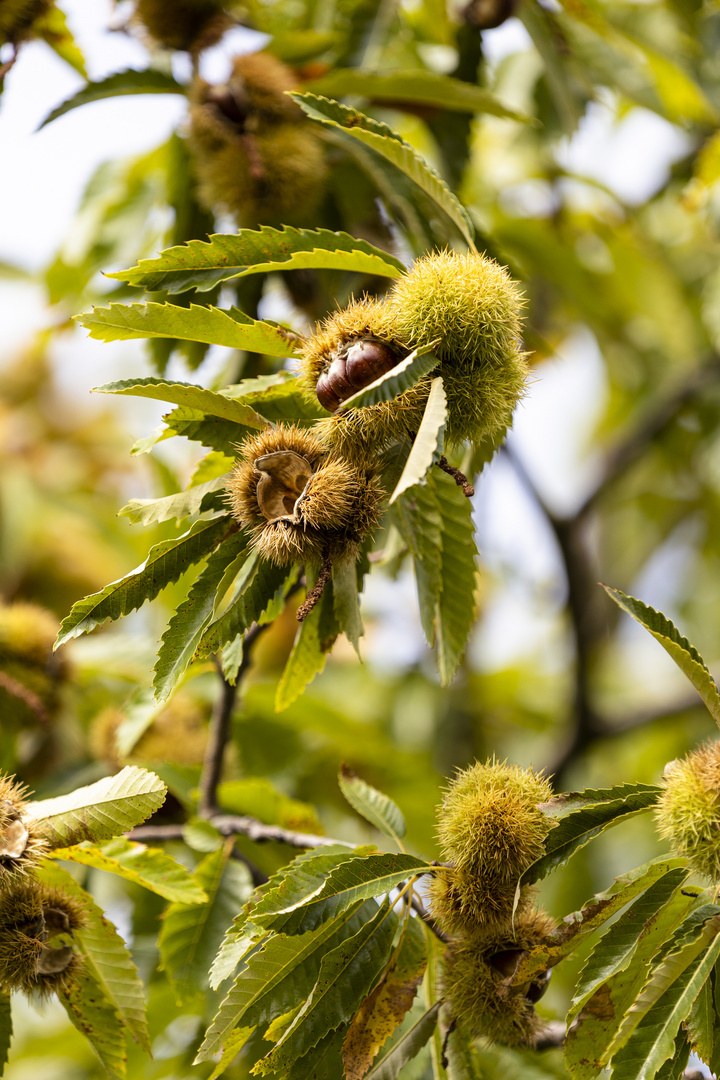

503,355,720,786
198,620,270,816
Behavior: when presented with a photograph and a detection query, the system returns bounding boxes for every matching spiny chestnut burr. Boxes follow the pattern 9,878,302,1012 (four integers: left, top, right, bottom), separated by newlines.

656,740,720,882
0,880,85,996
227,425,384,568
0,776,46,889
316,338,401,413
441,907,556,1047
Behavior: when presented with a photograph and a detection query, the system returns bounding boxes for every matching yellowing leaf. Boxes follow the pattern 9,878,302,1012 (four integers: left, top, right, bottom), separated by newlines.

343,917,427,1080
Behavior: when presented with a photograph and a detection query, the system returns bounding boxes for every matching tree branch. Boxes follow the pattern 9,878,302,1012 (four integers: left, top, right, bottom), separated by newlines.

197,621,269,817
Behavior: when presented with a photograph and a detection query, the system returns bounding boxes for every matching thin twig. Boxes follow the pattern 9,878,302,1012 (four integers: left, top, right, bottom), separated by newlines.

296,551,333,622
411,893,451,943
198,621,269,817
436,456,475,497
0,670,50,723
126,815,336,849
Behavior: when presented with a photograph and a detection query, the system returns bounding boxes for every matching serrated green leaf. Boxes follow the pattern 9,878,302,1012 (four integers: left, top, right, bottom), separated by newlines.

56,515,235,645
52,837,208,903
338,344,438,412
254,853,434,935
518,783,661,889
389,378,446,504
304,69,531,122
343,915,426,1080
26,766,166,847
569,867,691,1022
39,68,184,129
229,375,327,423
158,406,255,455
275,594,330,713
610,923,720,1080
332,562,363,656
287,1026,347,1080
159,842,254,1005
291,94,475,247
59,970,127,1079
152,530,248,700
247,849,369,928
513,857,689,986
198,900,378,1060
76,303,301,357
0,994,11,1074
119,475,230,526
40,861,150,1053
209,928,262,991
198,554,293,658
93,377,266,427
604,586,720,726
395,481,443,647
255,901,398,1075
365,1001,442,1080
433,470,479,685
686,977,714,1063
338,765,406,843
655,1030,691,1080
108,227,406,293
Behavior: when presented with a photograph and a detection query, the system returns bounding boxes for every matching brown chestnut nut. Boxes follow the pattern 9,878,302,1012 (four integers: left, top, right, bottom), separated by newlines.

254,450,313,522
345,339,399,389
487,949,523,979
316,373,343,413
315,337,400,412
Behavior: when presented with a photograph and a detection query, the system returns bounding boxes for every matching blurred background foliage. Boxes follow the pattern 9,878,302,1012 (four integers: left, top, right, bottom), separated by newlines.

2,0,720,1074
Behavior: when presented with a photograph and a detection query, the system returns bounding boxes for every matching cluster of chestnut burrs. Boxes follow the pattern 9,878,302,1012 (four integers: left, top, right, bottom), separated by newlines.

227,248,529,619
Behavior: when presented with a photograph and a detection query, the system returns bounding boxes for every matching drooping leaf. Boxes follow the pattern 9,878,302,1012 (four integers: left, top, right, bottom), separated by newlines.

229,374,327,423
254,853,434,935
118,475,230,526
432,470,479,685
39,68,184,129
59,970,127,1080
254,902,399,1075
0,994,11,1074
208,1026,255,1080
247,849,370,929
338,765,407,843
152,530,248,700
154,407,254,455
389,378,447,504
304,69,531,122
332,562,364,656
93,377,266,427
568,867,691,1022
198,554,293,658
40,861,150,1053
512,857,690,985
159,842,254,1005
52,837,208,903
26,766,166,847
55,515,236,645
108,227,407,293
198,900,379,1060
342,915,427,1080
603,586,720,726
291,94,475,247
76,303,302,357
610,923,720,1080
365,1002,442,1080
686,977,714,1065
275,589,332,713
518,782,661,888
395,480,443,647
654,1030,691,1080
338,344,438,412
287,1026,347,1080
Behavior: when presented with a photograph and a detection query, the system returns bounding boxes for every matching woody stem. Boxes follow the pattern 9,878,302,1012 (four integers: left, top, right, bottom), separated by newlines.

296,551,333,621
436,456,474,497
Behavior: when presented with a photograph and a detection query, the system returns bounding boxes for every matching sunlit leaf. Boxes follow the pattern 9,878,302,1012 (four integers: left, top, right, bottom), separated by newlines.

26,766,166,847
119,475,230,526
108,227,406,293
603,587,720,726
291,93,475,247
338,765,407,843
56,515,236,645
39,69,184,129
93,377,266,427
76,303,301,357
52,838,208,903
389,378,446,504
59,971,127,1079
